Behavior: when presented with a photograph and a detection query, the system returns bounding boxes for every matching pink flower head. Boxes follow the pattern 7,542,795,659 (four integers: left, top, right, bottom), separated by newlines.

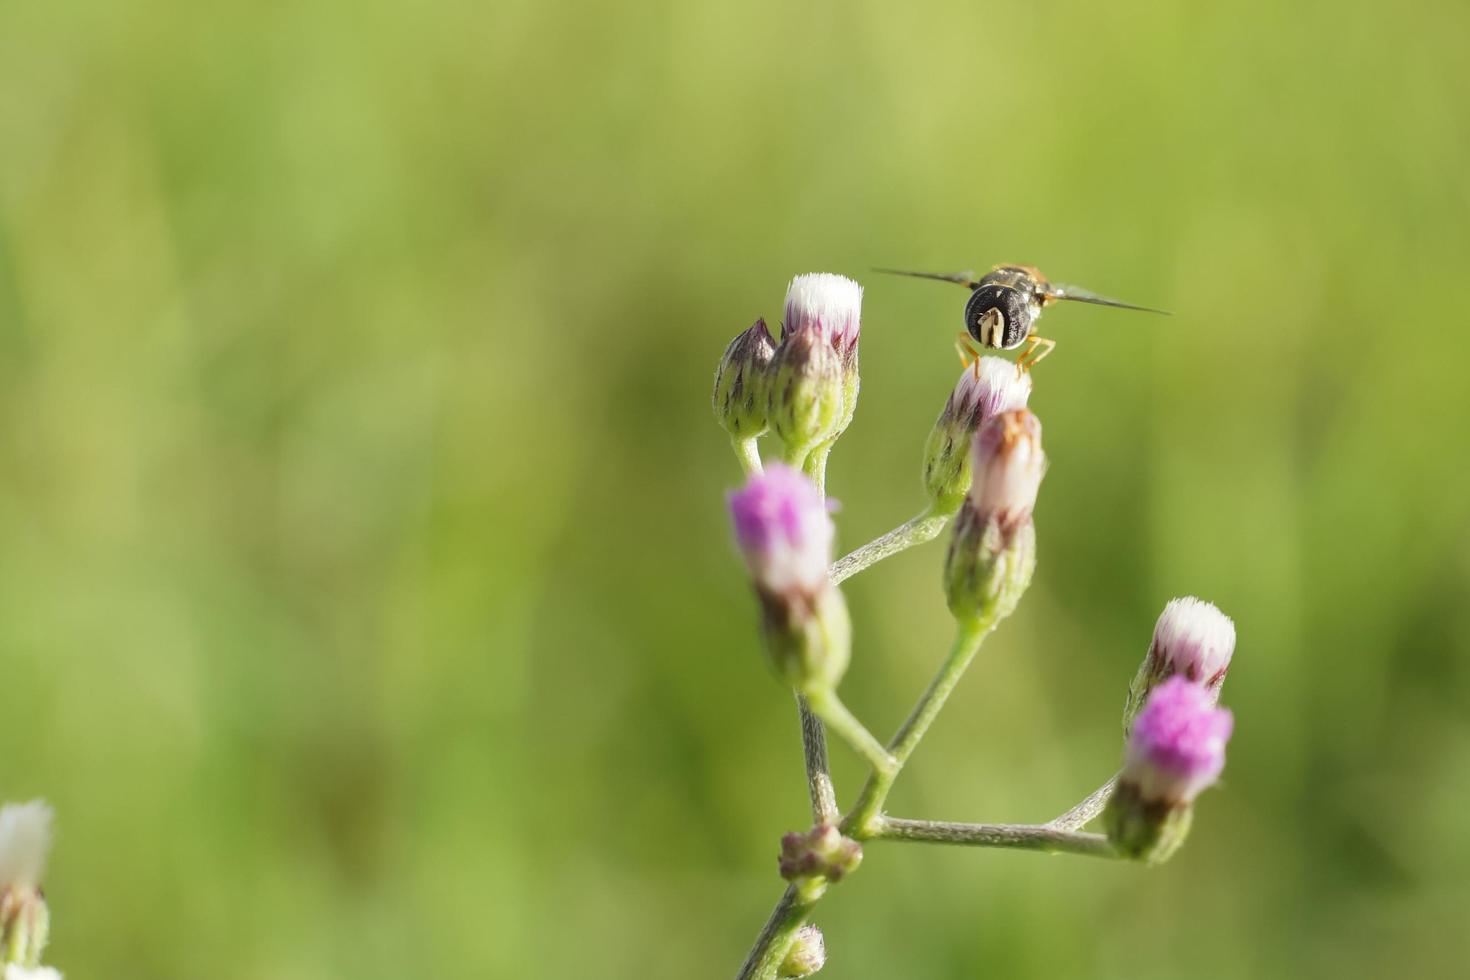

945,357,1033,429
728,464,834,596
970,409,1046,530
1151,597,1236,693
1123,677,1234,805
784,273,863,362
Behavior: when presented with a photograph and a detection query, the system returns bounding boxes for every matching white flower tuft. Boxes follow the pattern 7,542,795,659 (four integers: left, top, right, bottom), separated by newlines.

783,273,863,347
5,966,62,980
1153,597,1236,688
0,801,53,889
950,357,1032,424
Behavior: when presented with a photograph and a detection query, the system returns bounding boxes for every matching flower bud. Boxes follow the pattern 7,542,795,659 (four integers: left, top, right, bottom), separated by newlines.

1124,598,1236,733
922,359,1033,512
1106,677,1234,862
712,318,778,440
770,274,862,465
728,466,850,692
778,825,863,883
0,803,52,968
971,410,1045,530
780,924,826,977
944,410,1045,626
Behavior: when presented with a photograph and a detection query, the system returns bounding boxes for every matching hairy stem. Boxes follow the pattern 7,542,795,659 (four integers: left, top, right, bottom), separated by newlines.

829,507,954,585
732,436,764,476
876,817,1118,858
1048,775,1118,831
806,690,896,777
843,618,994,836
795,695,838,824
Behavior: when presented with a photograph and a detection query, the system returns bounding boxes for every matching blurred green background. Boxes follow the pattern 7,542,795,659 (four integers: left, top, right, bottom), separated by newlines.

2,0,1468,977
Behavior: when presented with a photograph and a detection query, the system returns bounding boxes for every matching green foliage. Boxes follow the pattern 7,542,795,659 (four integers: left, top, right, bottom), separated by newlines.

0,0,1468,977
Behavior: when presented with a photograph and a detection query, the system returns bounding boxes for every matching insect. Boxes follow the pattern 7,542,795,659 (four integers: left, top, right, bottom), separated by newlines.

876,264,1168,374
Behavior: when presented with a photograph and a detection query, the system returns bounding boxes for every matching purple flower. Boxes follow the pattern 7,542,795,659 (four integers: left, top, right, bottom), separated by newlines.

1123,677,1234,805
784,273,863,363
969,409,1046,531
1151,597,1236,692
728,464,834,597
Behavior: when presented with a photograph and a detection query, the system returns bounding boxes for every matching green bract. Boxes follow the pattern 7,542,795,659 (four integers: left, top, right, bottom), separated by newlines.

944,512,1036,628
1104,781,1194,864
768,327,844,468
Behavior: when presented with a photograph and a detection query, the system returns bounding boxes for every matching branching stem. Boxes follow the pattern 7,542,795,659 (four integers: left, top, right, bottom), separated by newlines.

829,507,954,585
806,689,896,777
843,617,995,836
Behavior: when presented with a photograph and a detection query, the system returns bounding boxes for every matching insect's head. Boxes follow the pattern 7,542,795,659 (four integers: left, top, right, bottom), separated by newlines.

964,284,1032,350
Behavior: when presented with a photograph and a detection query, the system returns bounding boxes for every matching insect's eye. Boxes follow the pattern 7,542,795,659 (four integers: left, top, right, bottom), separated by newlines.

1003,306,1031,347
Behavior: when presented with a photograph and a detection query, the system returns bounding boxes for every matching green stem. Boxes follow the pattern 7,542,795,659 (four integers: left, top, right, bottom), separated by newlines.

780,440,813,475
843,618,995,836
1048,775,1118,831
875,817,1118,858
829,507,954,585
732,436,764,476
735,880,824,980
801,443,830,496
806,689,895,777
795,695,839,824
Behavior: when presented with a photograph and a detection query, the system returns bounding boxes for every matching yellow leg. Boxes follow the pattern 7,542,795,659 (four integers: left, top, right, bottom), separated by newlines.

1015,335,1056,374
954,332,987,378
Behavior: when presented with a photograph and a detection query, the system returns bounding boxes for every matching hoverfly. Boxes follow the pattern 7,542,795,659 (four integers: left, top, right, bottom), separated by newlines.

876,264,1168,374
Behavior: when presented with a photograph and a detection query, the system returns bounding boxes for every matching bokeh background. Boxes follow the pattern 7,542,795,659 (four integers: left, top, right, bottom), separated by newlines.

2,0,1468,977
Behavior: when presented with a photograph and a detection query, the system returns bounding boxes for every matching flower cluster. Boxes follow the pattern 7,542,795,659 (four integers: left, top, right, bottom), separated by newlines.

1107,599,1238,861
713,270,1235,976
714,274,863,476
778,825,863,883
944,408,1046,626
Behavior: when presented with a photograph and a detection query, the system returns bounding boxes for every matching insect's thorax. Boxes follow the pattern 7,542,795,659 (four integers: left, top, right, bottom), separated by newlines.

982,265,1048,300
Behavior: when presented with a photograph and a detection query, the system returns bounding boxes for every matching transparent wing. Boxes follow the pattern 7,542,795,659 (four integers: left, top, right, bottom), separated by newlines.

873,268,981,289
1043,282,1170,315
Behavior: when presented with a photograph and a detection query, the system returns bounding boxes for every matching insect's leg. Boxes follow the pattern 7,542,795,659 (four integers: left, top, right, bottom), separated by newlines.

954,333,986,378
1015,336,1057,374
